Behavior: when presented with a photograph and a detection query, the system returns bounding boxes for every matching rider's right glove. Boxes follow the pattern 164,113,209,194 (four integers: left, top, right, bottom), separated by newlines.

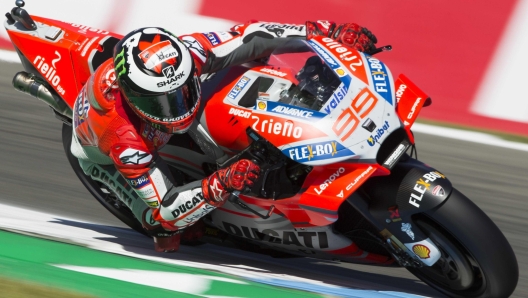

201,159,260,207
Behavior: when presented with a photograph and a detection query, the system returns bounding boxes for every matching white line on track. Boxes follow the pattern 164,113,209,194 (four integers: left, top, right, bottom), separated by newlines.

0,203,427,298
0,49,21,63
413,123,528,152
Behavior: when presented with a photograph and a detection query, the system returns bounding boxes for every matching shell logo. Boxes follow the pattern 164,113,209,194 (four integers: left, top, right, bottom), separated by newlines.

257,101,267,110
412,244,431,259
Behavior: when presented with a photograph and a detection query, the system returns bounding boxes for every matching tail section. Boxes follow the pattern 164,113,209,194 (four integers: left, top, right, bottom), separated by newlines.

4,14,122,109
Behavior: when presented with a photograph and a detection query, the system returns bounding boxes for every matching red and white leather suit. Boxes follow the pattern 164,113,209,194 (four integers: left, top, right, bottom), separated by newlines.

70,20,375,236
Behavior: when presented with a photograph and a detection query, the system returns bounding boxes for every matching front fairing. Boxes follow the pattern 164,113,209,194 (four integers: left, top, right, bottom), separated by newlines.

202,38,403,166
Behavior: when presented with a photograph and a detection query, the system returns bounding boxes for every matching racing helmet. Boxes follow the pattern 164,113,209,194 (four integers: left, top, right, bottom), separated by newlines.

113,27,201,133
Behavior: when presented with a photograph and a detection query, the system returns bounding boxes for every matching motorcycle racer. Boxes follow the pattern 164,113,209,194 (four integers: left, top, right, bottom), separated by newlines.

70,20,378,252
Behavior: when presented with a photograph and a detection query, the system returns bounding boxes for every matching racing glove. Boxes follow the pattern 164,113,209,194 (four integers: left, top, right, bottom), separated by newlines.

306,21,378,55
201,159,260,207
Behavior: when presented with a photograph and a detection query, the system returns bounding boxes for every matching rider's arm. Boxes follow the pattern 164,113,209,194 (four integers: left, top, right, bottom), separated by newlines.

181,21,307,75
181,20,377,75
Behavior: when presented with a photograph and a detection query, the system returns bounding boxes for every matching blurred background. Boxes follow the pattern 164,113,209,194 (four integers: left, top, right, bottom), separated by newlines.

0,1,527,297
1,0,527,136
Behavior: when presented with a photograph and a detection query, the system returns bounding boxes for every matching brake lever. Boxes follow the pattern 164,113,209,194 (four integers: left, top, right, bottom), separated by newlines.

370,45,392,55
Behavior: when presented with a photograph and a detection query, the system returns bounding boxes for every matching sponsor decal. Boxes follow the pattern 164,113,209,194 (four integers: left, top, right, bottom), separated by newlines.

259,23,304,37
260,68,287,77
67,23,109,35
90,165,134,208
170,193,205,218
257,101,267,110
223,222,329,249
229,107,251,118
314,167,345,195
74,87,90,127
319,37,366,85
362,118,376,132
332,88,379,142
367,56,393,105
258,92,270,99
337,190,344,198
412,244,431,259
395,83,407,103
307,40,339,68
345,166,374,191
409,171,446,208
432,185,445,196
216,31,234,42
114,48,127,78
162,65,175,79
407,97,422,120
285,141,353,163
138,40,178,74
336,68,346,76
81,36,99,57
157,70,185,88
323,84,348,114
209,177,225,202
367,121,390,146
258,100,327,122
119,149,153,165
126,175,150,189
401,222,415,240
388,206,402,222
251,115,303,139
181,35,206,63
271,105,313,119
104,68,118,89
147,201,159,208
141,123,171,147
180,203,215,226
203,32,221,46
228,76,251,100
383,143,408,168
33,52,66,95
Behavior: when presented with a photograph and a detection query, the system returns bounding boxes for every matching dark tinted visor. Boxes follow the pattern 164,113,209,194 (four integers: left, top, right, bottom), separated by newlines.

123,76,200,122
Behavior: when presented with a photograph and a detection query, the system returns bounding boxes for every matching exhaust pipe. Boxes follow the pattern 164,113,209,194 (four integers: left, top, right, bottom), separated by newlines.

12,71,73,119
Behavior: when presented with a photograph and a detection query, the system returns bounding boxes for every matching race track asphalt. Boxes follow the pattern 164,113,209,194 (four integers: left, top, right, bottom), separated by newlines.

1,61,526,298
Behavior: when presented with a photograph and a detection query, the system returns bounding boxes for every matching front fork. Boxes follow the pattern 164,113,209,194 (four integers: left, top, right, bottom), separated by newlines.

350,156,452,267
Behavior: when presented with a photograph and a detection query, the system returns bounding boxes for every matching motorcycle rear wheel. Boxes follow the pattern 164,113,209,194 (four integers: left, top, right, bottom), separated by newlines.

407,188,518,298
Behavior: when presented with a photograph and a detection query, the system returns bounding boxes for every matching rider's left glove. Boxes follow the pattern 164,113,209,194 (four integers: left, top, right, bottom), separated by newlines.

306,20,378,55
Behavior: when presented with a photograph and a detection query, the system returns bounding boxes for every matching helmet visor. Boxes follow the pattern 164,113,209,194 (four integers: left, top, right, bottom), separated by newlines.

123,75,201,124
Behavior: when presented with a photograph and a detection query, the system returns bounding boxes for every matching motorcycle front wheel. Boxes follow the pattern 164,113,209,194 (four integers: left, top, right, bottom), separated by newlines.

408,188,518,298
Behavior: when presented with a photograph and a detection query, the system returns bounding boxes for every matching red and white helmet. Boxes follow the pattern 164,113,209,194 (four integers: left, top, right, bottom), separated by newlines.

113,27,201,133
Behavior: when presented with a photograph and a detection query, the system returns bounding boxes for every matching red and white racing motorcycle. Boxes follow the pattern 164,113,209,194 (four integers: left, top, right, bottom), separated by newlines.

4,1,518,297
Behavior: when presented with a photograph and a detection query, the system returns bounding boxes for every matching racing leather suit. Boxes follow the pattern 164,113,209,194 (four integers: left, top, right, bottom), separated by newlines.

70,20,345,240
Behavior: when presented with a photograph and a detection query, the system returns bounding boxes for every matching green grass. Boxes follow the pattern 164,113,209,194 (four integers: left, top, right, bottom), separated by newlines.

0,276,96,298
417,119,528,144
